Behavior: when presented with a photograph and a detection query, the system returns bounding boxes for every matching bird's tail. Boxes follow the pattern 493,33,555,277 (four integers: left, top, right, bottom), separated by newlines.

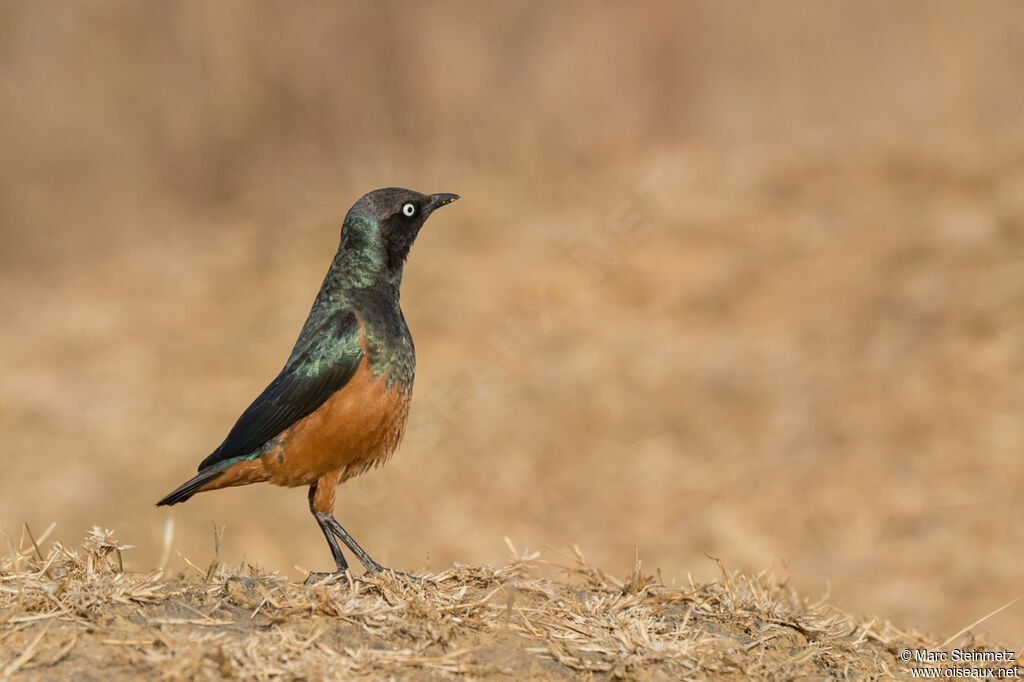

156,463,232,506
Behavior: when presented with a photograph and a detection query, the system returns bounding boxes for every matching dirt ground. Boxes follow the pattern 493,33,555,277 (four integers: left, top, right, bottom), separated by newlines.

1,0,1023,662
1,529,1010,680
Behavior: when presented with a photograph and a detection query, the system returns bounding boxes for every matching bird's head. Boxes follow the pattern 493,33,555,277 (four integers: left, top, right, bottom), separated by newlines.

338,187,459,286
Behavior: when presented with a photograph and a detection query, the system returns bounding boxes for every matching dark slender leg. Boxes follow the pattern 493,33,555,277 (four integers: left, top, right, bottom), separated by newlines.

319,514,432,585
314,509,349,571
303,482,430,586
304,488,351,584
320,515,383,573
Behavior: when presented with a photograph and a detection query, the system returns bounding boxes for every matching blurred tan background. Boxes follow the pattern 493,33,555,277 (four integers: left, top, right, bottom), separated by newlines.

2,1,1023,643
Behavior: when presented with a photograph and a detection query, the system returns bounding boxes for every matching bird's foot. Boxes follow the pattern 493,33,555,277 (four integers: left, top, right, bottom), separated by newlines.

303,567,433,587
362,565,436,587
303,570,354,586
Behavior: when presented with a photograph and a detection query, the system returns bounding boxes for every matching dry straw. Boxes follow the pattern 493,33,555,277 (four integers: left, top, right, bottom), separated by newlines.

0,526,1005,679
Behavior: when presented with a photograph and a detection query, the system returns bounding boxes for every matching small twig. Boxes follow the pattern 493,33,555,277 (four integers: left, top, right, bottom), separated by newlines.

1,623,50,676
22,524,46,565
515,604,543,638
205,523,225,582
177,551,206,577
940,598,1020,649
45,632,79,668
852,618,875,646
503,536,518,558
5,536,23,600
158,517,174,572
148,618,236,626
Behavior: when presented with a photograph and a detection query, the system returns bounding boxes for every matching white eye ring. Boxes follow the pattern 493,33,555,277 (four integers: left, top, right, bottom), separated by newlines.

402,203,416,217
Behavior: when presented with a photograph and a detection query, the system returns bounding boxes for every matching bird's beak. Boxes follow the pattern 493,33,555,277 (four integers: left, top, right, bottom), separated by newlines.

426,193,460,214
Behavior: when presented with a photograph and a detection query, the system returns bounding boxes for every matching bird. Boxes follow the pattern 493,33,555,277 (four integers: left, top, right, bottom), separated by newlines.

157,187,459,582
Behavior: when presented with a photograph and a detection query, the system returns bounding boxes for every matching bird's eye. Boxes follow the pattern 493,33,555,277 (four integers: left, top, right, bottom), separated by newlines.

402,203,416,217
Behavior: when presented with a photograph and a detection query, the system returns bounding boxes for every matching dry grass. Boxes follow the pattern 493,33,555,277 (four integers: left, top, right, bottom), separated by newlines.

0,528,1007,680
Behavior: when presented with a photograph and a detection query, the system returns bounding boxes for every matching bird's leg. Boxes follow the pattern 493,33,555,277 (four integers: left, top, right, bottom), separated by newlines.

320,514,431,585
304,485,351,585
320,514,383,573
304,473,430,586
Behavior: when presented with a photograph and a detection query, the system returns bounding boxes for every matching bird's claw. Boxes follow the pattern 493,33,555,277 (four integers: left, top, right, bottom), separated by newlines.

303,570,353,586
303,567,433,587
364,567,436,587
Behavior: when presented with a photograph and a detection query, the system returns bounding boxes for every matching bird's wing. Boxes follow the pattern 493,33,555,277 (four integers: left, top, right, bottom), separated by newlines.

197,310,364,471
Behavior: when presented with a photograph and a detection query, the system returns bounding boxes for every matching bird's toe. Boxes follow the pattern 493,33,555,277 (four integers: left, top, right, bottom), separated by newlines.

363,566,436,587
303,570,354,586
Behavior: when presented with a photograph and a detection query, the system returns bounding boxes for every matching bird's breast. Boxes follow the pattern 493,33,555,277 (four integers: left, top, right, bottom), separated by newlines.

259,356,412,487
